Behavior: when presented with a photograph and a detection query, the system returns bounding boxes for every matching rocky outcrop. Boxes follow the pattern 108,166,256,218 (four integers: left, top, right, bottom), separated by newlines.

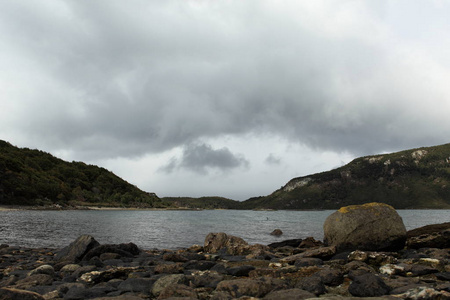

323,202,407,251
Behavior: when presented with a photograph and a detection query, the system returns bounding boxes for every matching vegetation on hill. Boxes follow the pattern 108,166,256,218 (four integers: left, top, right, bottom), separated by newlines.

0,140,168,208
162,196,240,209
240,143,450,209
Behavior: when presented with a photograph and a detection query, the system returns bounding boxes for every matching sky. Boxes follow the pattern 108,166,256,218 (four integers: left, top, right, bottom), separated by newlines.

1,1,450,200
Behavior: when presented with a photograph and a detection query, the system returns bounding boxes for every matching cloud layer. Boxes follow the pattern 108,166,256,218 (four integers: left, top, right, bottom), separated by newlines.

1,1,449,198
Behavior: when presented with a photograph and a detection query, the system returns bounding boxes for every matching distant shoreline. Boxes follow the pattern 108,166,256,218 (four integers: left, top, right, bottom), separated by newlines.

1,205,449,212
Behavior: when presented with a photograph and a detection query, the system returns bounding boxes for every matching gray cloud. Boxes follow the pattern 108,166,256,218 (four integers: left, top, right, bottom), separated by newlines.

160,143,249,174
1,0,449,162
265,154,282,165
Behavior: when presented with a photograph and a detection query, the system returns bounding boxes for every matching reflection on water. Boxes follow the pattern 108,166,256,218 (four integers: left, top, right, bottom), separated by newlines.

0,209,448,249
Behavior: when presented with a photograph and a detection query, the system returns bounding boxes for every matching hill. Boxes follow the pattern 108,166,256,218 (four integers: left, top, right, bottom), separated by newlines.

240,143,450,209
162,196,240,209
0,140,167,208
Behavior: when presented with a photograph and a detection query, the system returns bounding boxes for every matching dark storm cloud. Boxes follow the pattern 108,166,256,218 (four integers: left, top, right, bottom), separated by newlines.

1,0,449,163
160,143,249,174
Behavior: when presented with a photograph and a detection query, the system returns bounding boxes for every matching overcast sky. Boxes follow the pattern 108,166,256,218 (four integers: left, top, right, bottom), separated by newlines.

1,1,450,200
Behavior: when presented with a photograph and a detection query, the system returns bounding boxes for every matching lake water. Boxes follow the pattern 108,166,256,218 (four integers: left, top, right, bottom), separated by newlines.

0,209,448,250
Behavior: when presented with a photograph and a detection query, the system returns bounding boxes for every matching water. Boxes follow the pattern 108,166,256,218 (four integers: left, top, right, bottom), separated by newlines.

0,209,448,249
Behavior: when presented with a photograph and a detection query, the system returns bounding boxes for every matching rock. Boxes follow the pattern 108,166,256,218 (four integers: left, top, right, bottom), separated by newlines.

263,288,315,300
0,287,45,300
183,260,216,271
117,277,156,293
216,278,279,298
163,253,189,263
406,228,450,249
395,287,450,300
348,273,391,297
270,229,283,236
55,235,100,263
152,274,188,297
204,232,248,255
294,258,323,267
27,265,55,277
323,202,407,252
294,276,326,296
190,270,224,288
298,237,323,248
226,265,255,277
82,243,140,261
407,222,450,237
315,268,344,286
158,283,197,299
14,274,53,289
268,239,302,249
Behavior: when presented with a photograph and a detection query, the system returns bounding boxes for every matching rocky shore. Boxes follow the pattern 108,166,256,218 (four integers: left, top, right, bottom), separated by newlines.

1,203,449,300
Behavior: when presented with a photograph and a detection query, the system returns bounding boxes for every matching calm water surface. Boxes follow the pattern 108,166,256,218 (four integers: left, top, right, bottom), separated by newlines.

0,210,448,249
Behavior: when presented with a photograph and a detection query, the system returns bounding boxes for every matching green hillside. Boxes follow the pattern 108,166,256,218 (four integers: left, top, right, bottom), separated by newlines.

240,143,450,209
163,196,240,209
0,140,167,208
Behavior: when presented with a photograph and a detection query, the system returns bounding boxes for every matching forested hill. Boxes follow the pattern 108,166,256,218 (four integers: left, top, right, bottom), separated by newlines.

0,140,167,208
240,143,450,209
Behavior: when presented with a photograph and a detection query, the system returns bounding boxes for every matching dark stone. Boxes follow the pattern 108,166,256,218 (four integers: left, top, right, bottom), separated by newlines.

315,268,344,286
270,229,283,236
348,273,391,297
298,237,323,248
183,252,206,261
117,277,155,293
190,271,224,288
268,239,303,249
55,235,100,263
295,276,326,296
14,274,54,289
163,253,189,262
436,272,450,281
406,228,450,249
226,265,256,277
409,264,439,276
63,286,108,300
407,222,450,238
183,260,216,271
82,243,140,261
263,288,315,300
0,287,45,300
390,284,430,295
210,263,228,274
294,258,323,267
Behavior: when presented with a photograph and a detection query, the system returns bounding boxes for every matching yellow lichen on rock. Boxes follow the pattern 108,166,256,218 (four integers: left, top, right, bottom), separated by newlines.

338,202,393,214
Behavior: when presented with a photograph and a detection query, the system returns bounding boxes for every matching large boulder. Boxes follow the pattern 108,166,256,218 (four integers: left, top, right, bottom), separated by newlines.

323,202,406,252
204,232,248,255
55,235,100,263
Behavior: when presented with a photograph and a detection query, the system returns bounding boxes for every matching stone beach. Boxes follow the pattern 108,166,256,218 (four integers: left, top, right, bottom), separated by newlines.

1,203,449,300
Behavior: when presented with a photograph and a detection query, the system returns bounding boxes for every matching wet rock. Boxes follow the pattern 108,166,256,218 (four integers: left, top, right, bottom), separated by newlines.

183,260,216,271
270,229,283,236
158,283,197,299
14,274,53,289
298,237,323,248
163,253,189,263
226,265,255,277
294,276,326,296
395,286,450,300
263,288,315,300
324,202,407,252
152,274,188,297
27,265,55,277
55,235,100,263
64,285,108,300
190,270,224,288
82,243,140,261
407,228,450,249
315,267,344,286
117,277,156,294
154,262,184,274
294,258,323,267
0,287,45,300
216,277,281,298
268,239,302,249
348,273,391,297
